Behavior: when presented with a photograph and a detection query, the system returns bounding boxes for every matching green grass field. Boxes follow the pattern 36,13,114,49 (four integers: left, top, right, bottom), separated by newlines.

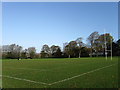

2,57,118,88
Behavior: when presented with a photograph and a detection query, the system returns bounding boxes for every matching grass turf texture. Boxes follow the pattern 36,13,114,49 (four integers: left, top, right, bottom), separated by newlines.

2,57,118,88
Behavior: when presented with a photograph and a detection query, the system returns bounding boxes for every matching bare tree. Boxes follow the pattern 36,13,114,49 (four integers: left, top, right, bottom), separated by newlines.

41,44,50,53
93,39,102,57
9,44,16,53
64,44,71,58
76,37,84,58
98,33,113,55
87,31,99,57
64,41,77,58
41,45,50,58
16,45,22,59
50,45,60,57
28,47,36,59
98,33,113,48
8,44,22,59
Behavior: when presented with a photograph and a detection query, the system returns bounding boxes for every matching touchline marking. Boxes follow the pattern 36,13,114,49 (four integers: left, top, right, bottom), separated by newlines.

1,75,48,85
1,64,116,86
48,64,116,85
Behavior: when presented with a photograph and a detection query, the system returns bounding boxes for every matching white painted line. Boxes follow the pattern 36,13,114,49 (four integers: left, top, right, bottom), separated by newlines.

2,75,48,85
1,64,116,86
48,64,116,85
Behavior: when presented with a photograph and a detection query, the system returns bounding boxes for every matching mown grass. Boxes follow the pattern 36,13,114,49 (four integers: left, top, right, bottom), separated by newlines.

2,57,118,88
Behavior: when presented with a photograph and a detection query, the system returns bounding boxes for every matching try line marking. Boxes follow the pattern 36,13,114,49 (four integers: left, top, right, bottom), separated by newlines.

48,64,116,85
1,64,116,86
0,75,48,85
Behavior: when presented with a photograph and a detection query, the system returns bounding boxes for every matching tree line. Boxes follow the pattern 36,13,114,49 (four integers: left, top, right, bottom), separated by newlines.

1,31,120,59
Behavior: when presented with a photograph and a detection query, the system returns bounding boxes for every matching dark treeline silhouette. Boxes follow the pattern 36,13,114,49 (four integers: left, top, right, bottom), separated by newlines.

1,31,120,59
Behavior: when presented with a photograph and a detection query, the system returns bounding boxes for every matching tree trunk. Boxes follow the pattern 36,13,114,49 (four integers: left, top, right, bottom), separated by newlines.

96,51,98,57
79,52,81,58
90,46,92,57
69,55,70,58
89,52,92,57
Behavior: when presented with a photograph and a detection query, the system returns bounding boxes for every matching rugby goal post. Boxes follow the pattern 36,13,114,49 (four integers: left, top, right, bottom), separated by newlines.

104,29,112,60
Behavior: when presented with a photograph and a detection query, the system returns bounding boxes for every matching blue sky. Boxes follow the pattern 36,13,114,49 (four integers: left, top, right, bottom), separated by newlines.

2,2,118,52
